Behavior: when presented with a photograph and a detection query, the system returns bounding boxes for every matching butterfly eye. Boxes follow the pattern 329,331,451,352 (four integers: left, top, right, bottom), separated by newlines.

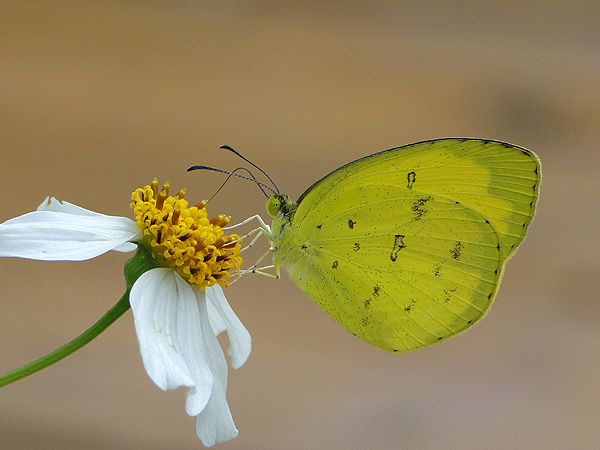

266,195,282,218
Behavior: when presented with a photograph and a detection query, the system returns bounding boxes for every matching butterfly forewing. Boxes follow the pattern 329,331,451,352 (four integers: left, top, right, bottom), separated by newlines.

295,139,541,261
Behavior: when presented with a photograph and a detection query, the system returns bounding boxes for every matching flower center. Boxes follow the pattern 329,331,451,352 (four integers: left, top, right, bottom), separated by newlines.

131,179,242,290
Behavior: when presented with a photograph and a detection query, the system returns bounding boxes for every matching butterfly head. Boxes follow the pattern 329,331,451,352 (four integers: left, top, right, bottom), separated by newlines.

266,193,296,218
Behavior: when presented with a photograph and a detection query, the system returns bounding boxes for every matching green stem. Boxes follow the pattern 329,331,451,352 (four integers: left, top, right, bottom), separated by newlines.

0,290,131,388
0,245,156,388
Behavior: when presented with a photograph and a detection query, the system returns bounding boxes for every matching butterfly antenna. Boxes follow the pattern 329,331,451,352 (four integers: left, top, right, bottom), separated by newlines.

220,145,280,194
206,167,270,203
186,165,276,198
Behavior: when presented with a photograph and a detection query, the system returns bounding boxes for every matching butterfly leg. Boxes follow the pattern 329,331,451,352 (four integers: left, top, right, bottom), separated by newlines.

243,248,273,273
234,227,263,253
225,214,274,253
224,214,280,282
229,248,278,284
246,265,277,278
229,265,277,284
225,214,271,234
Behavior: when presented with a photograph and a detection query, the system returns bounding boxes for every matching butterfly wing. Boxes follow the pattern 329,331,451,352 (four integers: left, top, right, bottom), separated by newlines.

296,138,540,261
272,139,541,352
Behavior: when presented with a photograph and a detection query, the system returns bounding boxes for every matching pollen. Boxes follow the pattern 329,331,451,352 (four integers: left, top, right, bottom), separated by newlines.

131,178,242,290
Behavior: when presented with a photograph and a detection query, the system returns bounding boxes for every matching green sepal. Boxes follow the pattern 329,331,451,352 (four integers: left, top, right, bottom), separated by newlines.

124,243,158,291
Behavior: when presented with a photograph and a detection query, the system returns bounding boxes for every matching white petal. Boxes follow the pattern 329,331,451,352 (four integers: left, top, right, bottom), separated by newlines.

167,276,215,417
132,269,243,445
193,288,239,446
206,285,251,369
195,382,238,447
111,242,138,252
0,198,140,260
131,269,217,416
37,197,111,215
130,269,197,390
38,197,138,252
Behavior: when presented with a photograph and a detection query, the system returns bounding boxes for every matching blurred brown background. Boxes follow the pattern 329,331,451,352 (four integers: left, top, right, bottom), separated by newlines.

1,1,598,449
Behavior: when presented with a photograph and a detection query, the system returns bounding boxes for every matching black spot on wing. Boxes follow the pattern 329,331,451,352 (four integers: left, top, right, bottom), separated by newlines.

407,171,416,189
332,260,338,269
353,243,360,251
348,219,356,229
442,288,456,304
411,196,432,220
449,242,463,261
390,234,406,261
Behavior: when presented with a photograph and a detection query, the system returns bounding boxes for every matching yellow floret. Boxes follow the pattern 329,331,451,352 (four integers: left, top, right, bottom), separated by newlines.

130,178,242,290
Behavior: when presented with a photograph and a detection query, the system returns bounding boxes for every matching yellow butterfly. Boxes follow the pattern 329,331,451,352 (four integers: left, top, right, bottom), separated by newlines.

264,138,541,352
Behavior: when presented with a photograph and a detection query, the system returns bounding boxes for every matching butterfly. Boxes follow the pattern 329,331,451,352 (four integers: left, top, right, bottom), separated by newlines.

264,138,541,352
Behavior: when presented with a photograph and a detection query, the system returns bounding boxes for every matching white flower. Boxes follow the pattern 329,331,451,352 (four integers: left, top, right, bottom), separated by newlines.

0,189,251,447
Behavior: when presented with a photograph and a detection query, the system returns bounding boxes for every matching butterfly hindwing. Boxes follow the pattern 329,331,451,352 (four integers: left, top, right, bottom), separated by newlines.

277,184,502,351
